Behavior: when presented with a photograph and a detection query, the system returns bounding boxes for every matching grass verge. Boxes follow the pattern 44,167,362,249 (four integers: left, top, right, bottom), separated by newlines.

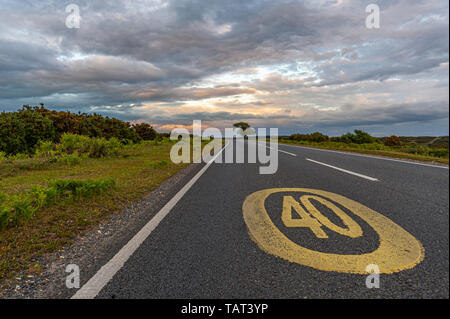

0,140,199,285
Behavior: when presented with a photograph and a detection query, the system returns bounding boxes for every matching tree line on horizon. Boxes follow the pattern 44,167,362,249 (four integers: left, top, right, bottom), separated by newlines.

1,107,447,157
286,130,449,148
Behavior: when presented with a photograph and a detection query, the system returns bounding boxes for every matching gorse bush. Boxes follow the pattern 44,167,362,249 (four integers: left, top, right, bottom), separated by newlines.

0,106,56,155
0,178,115,230
33,105,142,143
0,105,151,155
133,123,157,141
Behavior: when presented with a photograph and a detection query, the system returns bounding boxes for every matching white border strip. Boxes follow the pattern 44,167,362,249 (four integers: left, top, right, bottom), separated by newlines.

72,143,229,299
306,158,379,181
281,143,448,169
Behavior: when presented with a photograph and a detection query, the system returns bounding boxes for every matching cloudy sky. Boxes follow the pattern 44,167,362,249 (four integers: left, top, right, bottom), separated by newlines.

0,0,448,136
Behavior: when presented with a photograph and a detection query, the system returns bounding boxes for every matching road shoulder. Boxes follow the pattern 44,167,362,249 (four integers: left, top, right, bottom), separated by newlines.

279,142,449,168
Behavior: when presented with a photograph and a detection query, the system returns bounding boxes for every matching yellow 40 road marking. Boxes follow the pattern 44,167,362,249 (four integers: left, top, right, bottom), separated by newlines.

242,188,424,274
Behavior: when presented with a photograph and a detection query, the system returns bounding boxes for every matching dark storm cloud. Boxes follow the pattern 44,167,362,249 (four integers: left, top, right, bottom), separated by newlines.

0,0,448,135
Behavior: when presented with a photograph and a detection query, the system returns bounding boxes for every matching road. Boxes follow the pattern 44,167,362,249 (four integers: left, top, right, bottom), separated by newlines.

73,139,449,299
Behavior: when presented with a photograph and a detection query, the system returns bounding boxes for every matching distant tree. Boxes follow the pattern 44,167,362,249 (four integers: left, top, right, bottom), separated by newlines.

233,122,255,138
233,122,250,131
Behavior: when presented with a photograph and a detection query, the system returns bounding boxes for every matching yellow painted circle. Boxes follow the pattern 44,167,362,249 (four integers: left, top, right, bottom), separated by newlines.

242,188,424,274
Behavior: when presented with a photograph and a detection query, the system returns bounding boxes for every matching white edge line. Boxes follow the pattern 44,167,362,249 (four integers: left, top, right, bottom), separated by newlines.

281,143,449,169
72,143,230,299
306,158,379,182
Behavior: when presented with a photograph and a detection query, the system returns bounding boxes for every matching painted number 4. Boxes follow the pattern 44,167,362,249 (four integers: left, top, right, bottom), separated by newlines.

281,195,363,239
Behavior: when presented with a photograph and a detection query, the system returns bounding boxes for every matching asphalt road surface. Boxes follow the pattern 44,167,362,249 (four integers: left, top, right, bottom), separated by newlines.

73,140,449,299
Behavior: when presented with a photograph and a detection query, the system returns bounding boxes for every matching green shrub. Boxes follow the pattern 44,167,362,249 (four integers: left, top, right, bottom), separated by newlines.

105,137,122,156
0,106,56,155
87,137,108,158
31,185,50,209
57,153,83,166
0,105,143,156
10,153,30,160
0,193,37,227
48,178,115,197
332,130,376,144
1,133,132,168
35,140,55,158
59,133,90,154
133,123,157,140
59,133,80,154
74,179,116,197
58,133,123,158
0,178,116,230
11,194,36,223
